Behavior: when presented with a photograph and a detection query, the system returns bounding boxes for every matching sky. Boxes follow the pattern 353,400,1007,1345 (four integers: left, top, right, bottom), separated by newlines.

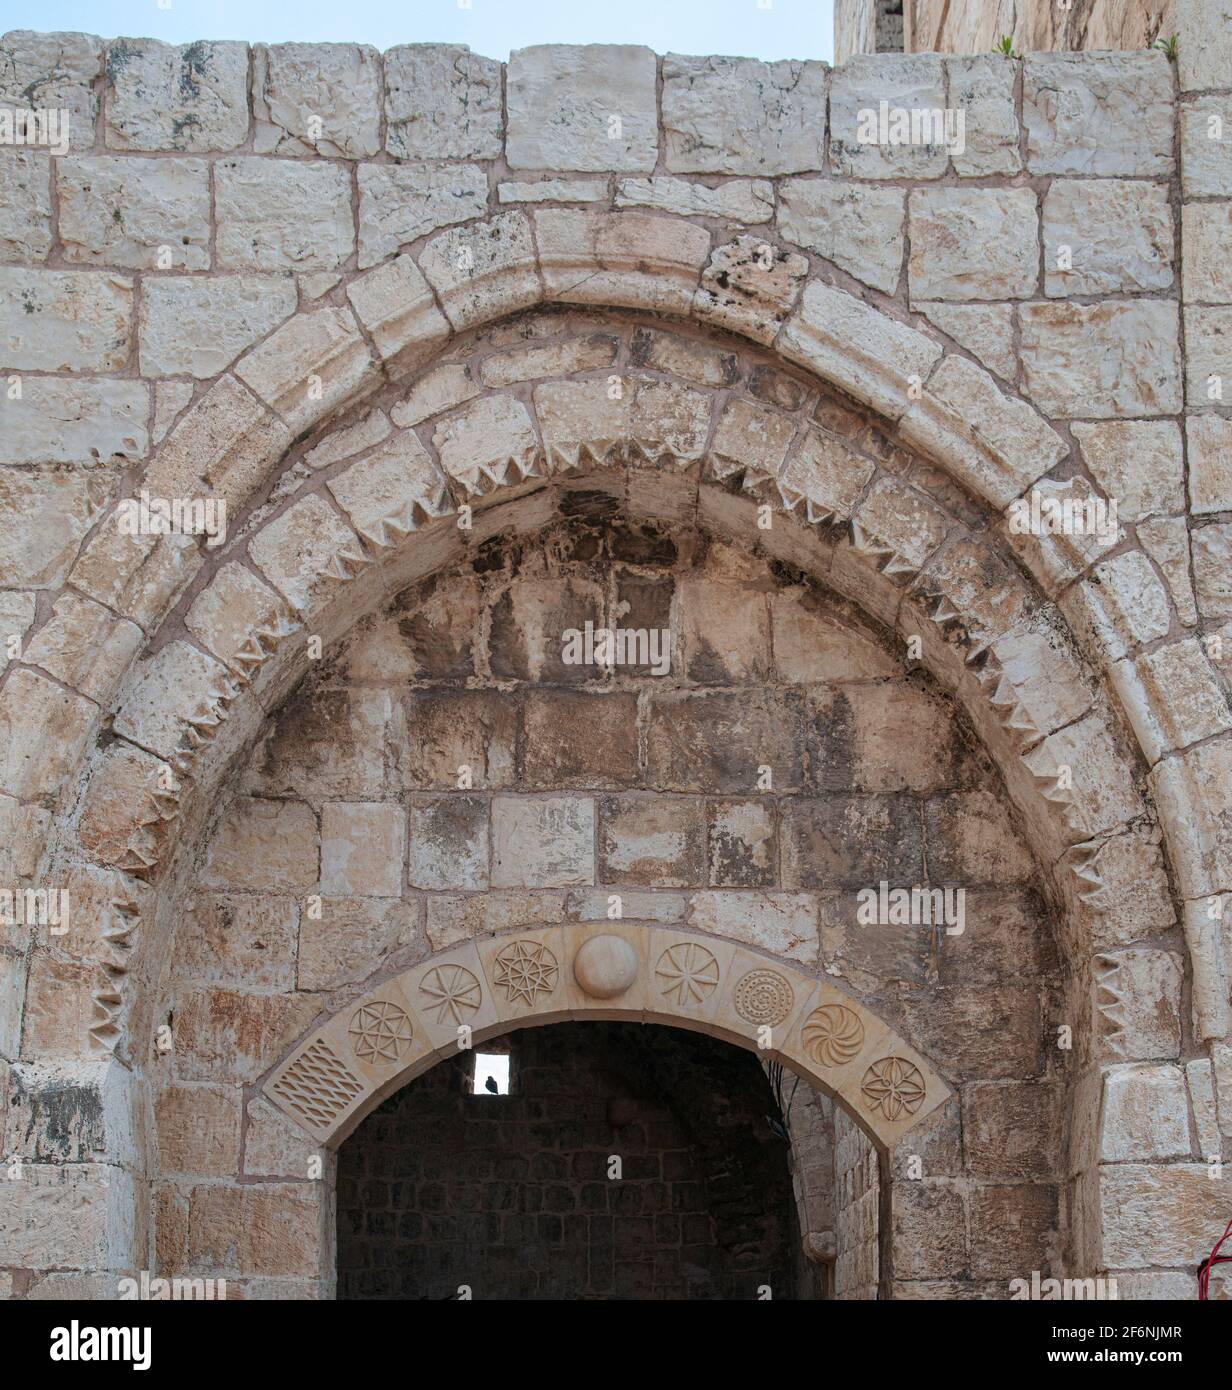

3,0,836,62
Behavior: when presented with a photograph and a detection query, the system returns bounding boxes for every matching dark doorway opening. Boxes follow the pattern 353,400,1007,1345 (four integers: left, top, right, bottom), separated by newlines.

337,1021,801,1299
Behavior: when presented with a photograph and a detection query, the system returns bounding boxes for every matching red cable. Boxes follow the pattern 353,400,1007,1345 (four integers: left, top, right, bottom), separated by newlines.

1197,1214,1232,1299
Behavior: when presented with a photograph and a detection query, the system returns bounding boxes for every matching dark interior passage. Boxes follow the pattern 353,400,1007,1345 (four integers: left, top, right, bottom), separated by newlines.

336,1021,800,1300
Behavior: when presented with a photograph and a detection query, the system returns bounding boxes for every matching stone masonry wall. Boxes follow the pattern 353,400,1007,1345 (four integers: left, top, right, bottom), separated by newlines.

336,1021,799,1300
2,12,1232,1299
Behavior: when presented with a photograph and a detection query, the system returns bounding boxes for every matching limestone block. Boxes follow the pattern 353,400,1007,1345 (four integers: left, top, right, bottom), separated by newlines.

345,254,450,366
1139,517,1198,627
707,800,776,888
777,429,875,524
402,688,518,788
1024,52,1173,176
0,669,95,801
216,157,354,270
0,591,36,674
57,155,211,270
0,151,52,261
522,690,640,788
1071,420,1183,520
852,477,949,573
499,179,607,204
22,592,142,705
304,408,392,467
1185,1060,1222,1158
321,801,405,897
327,431,450,549
779,281,942,422
1178,0,1232,91
1181,97,1232,197
1023,710,1143,842
1194,523,1232,623
481,334,619,388
662,54,826,175
901,354,1066,508
770,591,895,681
592,794,704,888
1216,1044,1232,1139
694,236,809,344
506,44,657,172
153,381,194,444
1061,550,1172,662
433,394,538,494
426,891,567,951
201,797,317,892
908,187,1038,302
174,989,318,1085
615,176,773,223
777,180,904,294
1044,180,1173,297
1100,1165,1231,1267
916,303,1015,382
297,898,416,990
1100,1064,1192,1161
1111,639,1232,764
113,639,235,765
0,30,102,150
829,54,948,179
535,209,710,317
155,1083,242,1176
1019,300,1182,418
140,275,297,378
235,306,376,433
76,741,171,871
1149,738,1232,896
686,892,818,963
1188,415,1232,515
243,1096,320,1178
417,212,541,330
946,55,1021,177
1095,949,1183,1062
179,894,297,991
0,1163,121,1270
0,466,108,586
628,328,739,389
248,494,367,616
1183,203,1232,305
356,162,487,269
104,38,249,152
1,376,147,465
384,44,503,160
1186,306,1232,407
0,268,131,372
709,397,796,480
491,795,595,888
253,43,380,157
408,796,489,890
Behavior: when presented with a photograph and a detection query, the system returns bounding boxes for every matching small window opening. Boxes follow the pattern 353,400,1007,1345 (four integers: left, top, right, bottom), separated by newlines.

471,1051,511,1096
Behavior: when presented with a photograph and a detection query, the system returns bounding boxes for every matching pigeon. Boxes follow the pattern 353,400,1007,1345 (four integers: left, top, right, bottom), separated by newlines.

484,1075,499,1094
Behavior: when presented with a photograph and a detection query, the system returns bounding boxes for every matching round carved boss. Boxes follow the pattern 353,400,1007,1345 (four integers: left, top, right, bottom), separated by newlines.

573,934,639,999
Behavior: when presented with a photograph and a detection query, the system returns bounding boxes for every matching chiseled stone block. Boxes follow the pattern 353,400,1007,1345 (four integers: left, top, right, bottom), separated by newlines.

253,42,381,157
104,37,249,152
384,44,502,160
491,794,595,888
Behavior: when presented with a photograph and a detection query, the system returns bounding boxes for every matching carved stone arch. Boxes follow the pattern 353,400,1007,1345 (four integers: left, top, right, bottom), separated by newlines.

262,924,951,1154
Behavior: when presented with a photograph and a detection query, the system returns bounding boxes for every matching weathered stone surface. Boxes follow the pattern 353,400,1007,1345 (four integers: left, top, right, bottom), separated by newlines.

946,55,1021,177
346,254,450,365
403,689,518,789
615,176,773,223
0,467,108,585
908,187,1038,302
0,377,147,464
481,334,618,388
1100,1065,1192,1162
175,989,317,1084
0,268,132,372
1019,301,1182,418
1113,639,1232,765
1071,420,1184,520
253,43,380,157
408,796,489,891
297,897,416,991
678,570,772,682
1178,0,1232,91
217,157,354,270
491,795,595,888
498,179,607,205
778,180,904,293
104,38,249,151
1150,738,1232,896
433,394,538,494
1181,97,1232,198
1024,52,1173,176
1188,416,1232,516
140,275,297,378
662,54,826,175
830,54,949,179
112,639,231,762
507,44,657,172
523,690,640,788
385,44,503,160
687,891,818,962
1186,306,1232,408
1044,180,1173,297
57,155,211,270
321,801,405,897
156,1084,242,1176
179,894,297,992
250,689,390,800
695,236,809,345
1100,1165,1231,1267
1096,949,1183,1062
0,1164,122,1269
22,591,142,705
1138,517,1198,627
1062,549,1172,662
0,151,52,261
707,800,776,888
201,797,317,892
1183,202,1232,305
916,303,1015,381
0,669,95,800
356,162,488,269
0,30,102,150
